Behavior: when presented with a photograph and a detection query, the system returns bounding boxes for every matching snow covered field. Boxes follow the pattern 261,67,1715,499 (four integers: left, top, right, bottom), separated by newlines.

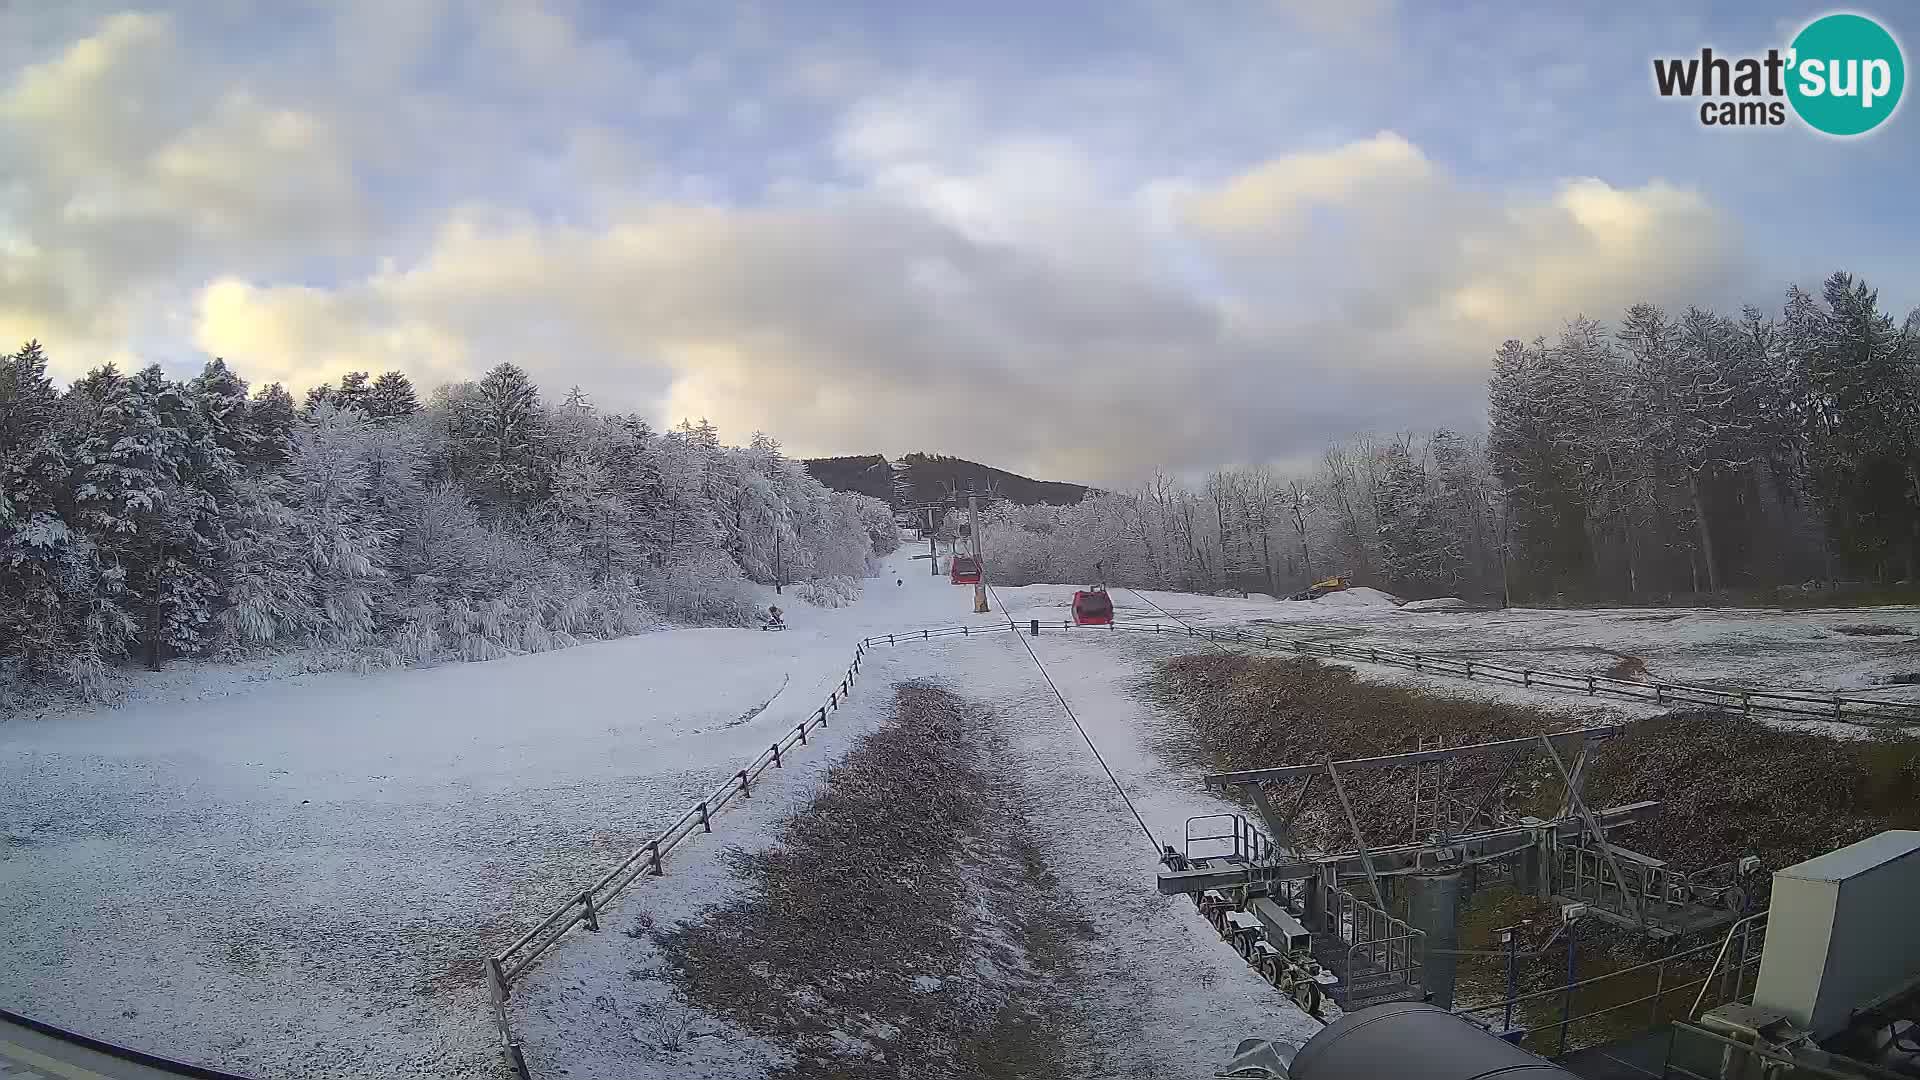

1032,585,1920,699
5,550,1918,1078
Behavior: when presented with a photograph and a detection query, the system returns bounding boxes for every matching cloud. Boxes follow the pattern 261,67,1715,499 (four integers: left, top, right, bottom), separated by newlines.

192,123,1746,485
0,11,366,362
7,6,1767,489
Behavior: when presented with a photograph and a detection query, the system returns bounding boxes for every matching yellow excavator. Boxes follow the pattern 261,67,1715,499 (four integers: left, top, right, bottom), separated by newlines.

1287,576,1351,602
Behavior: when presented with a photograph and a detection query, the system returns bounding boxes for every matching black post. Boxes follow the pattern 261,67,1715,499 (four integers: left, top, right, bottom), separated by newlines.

1559,925,1578,1056
1030,619,1039,637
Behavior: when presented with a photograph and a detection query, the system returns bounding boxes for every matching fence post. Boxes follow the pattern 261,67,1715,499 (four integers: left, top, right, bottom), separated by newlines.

648,840,663,876
487,954,514,1052
581,889,599,932
698,801,712,832
1741,692,1751,715
796,721,807,745
1656,684,1664,705
1415,654,1424,672
737,769,751,798
1833,695,1842,720
1465,661,1474,679
488,954,512,1007
1523,670,1532,687
889,634,895,644
1586,675,1596,696
771,742,782,767
1031,619,1039,636
819,705,829,729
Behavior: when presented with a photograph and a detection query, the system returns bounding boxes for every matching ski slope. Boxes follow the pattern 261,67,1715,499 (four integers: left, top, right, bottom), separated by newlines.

4,552,1914,1077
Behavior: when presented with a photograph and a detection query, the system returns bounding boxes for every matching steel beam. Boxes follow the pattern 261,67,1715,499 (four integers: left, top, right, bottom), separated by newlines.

1205,726,1625,787
1154,802,1659,897
1327,760,1388,911
1541,734,1645,927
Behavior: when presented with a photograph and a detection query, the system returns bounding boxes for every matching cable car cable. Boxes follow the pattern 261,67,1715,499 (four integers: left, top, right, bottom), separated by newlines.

983,580,1161,854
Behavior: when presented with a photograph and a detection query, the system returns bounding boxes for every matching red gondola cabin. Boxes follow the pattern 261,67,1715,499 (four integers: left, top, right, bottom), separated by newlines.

1072,588,1113,626
950,555,981,585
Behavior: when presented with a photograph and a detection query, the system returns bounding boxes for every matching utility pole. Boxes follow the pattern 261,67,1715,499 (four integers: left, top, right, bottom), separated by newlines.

969,488,988,614
774,515,782,595
926,505,939,576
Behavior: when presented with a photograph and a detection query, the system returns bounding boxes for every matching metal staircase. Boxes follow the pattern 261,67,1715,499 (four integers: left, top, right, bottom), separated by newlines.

1306,879,1426,1009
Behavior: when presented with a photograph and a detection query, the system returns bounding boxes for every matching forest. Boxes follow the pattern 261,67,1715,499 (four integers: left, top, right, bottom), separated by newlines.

975,272,1920,605
0,349,895,701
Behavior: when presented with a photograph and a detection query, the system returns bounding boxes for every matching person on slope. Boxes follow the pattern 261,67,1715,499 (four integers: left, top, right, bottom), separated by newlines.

763,604,786,631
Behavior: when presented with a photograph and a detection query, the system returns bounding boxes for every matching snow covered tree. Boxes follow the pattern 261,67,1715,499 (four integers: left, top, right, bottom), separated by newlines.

1618,304,1745,591
560,385,594,417
1,342,108,685
246,383,298,474
336,371,372,413
1428,428,1486,588
216,476,315,649
288,403,390,648
1489,335,1590,594
303,381,339,415
66,365,232,668
190,358,257,466
541,451,642,583
363,371,420,419
449,363,549,510
1793,273,1920,579
1373,439,1455,591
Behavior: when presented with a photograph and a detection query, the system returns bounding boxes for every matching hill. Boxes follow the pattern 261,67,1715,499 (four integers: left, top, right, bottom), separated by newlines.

803,452,1089,507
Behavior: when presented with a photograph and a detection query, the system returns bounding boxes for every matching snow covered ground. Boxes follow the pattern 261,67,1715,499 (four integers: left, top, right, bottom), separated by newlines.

1001,583,1920,699
513,634,1321,1080
6,552,1919,1078
0,550,976,1078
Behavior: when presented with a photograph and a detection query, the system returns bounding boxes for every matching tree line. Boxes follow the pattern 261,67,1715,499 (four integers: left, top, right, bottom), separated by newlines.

1,346,895,699
976,272,1918,604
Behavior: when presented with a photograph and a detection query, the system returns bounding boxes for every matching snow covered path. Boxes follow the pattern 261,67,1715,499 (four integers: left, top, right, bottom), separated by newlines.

942,630,1327,1069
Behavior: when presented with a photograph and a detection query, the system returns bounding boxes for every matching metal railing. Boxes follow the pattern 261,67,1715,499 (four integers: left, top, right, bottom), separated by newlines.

977,618,1918,728
1665,1019,1910,1080
1185,812,1274,864
1689,911,1769,1020
485,637,875,1066
1453,927,1764,1057
1320,880,1424,999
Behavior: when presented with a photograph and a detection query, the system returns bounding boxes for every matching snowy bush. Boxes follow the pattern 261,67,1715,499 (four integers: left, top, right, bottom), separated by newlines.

791,576,863,608
644,553,764,627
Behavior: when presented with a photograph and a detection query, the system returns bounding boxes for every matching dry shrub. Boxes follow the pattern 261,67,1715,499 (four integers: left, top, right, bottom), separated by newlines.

1150,654,1920,877
1584,712,1920,871
657,683,1084,1079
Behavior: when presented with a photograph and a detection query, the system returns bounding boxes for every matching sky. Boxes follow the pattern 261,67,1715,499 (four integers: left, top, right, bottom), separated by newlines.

2,1,1916,486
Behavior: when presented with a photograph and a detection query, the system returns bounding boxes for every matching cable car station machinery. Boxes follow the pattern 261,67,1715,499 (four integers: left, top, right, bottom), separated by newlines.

1160,727,1753,1014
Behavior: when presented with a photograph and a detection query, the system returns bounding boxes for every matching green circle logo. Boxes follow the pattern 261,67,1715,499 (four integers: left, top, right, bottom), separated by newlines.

1787,13,1905,136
